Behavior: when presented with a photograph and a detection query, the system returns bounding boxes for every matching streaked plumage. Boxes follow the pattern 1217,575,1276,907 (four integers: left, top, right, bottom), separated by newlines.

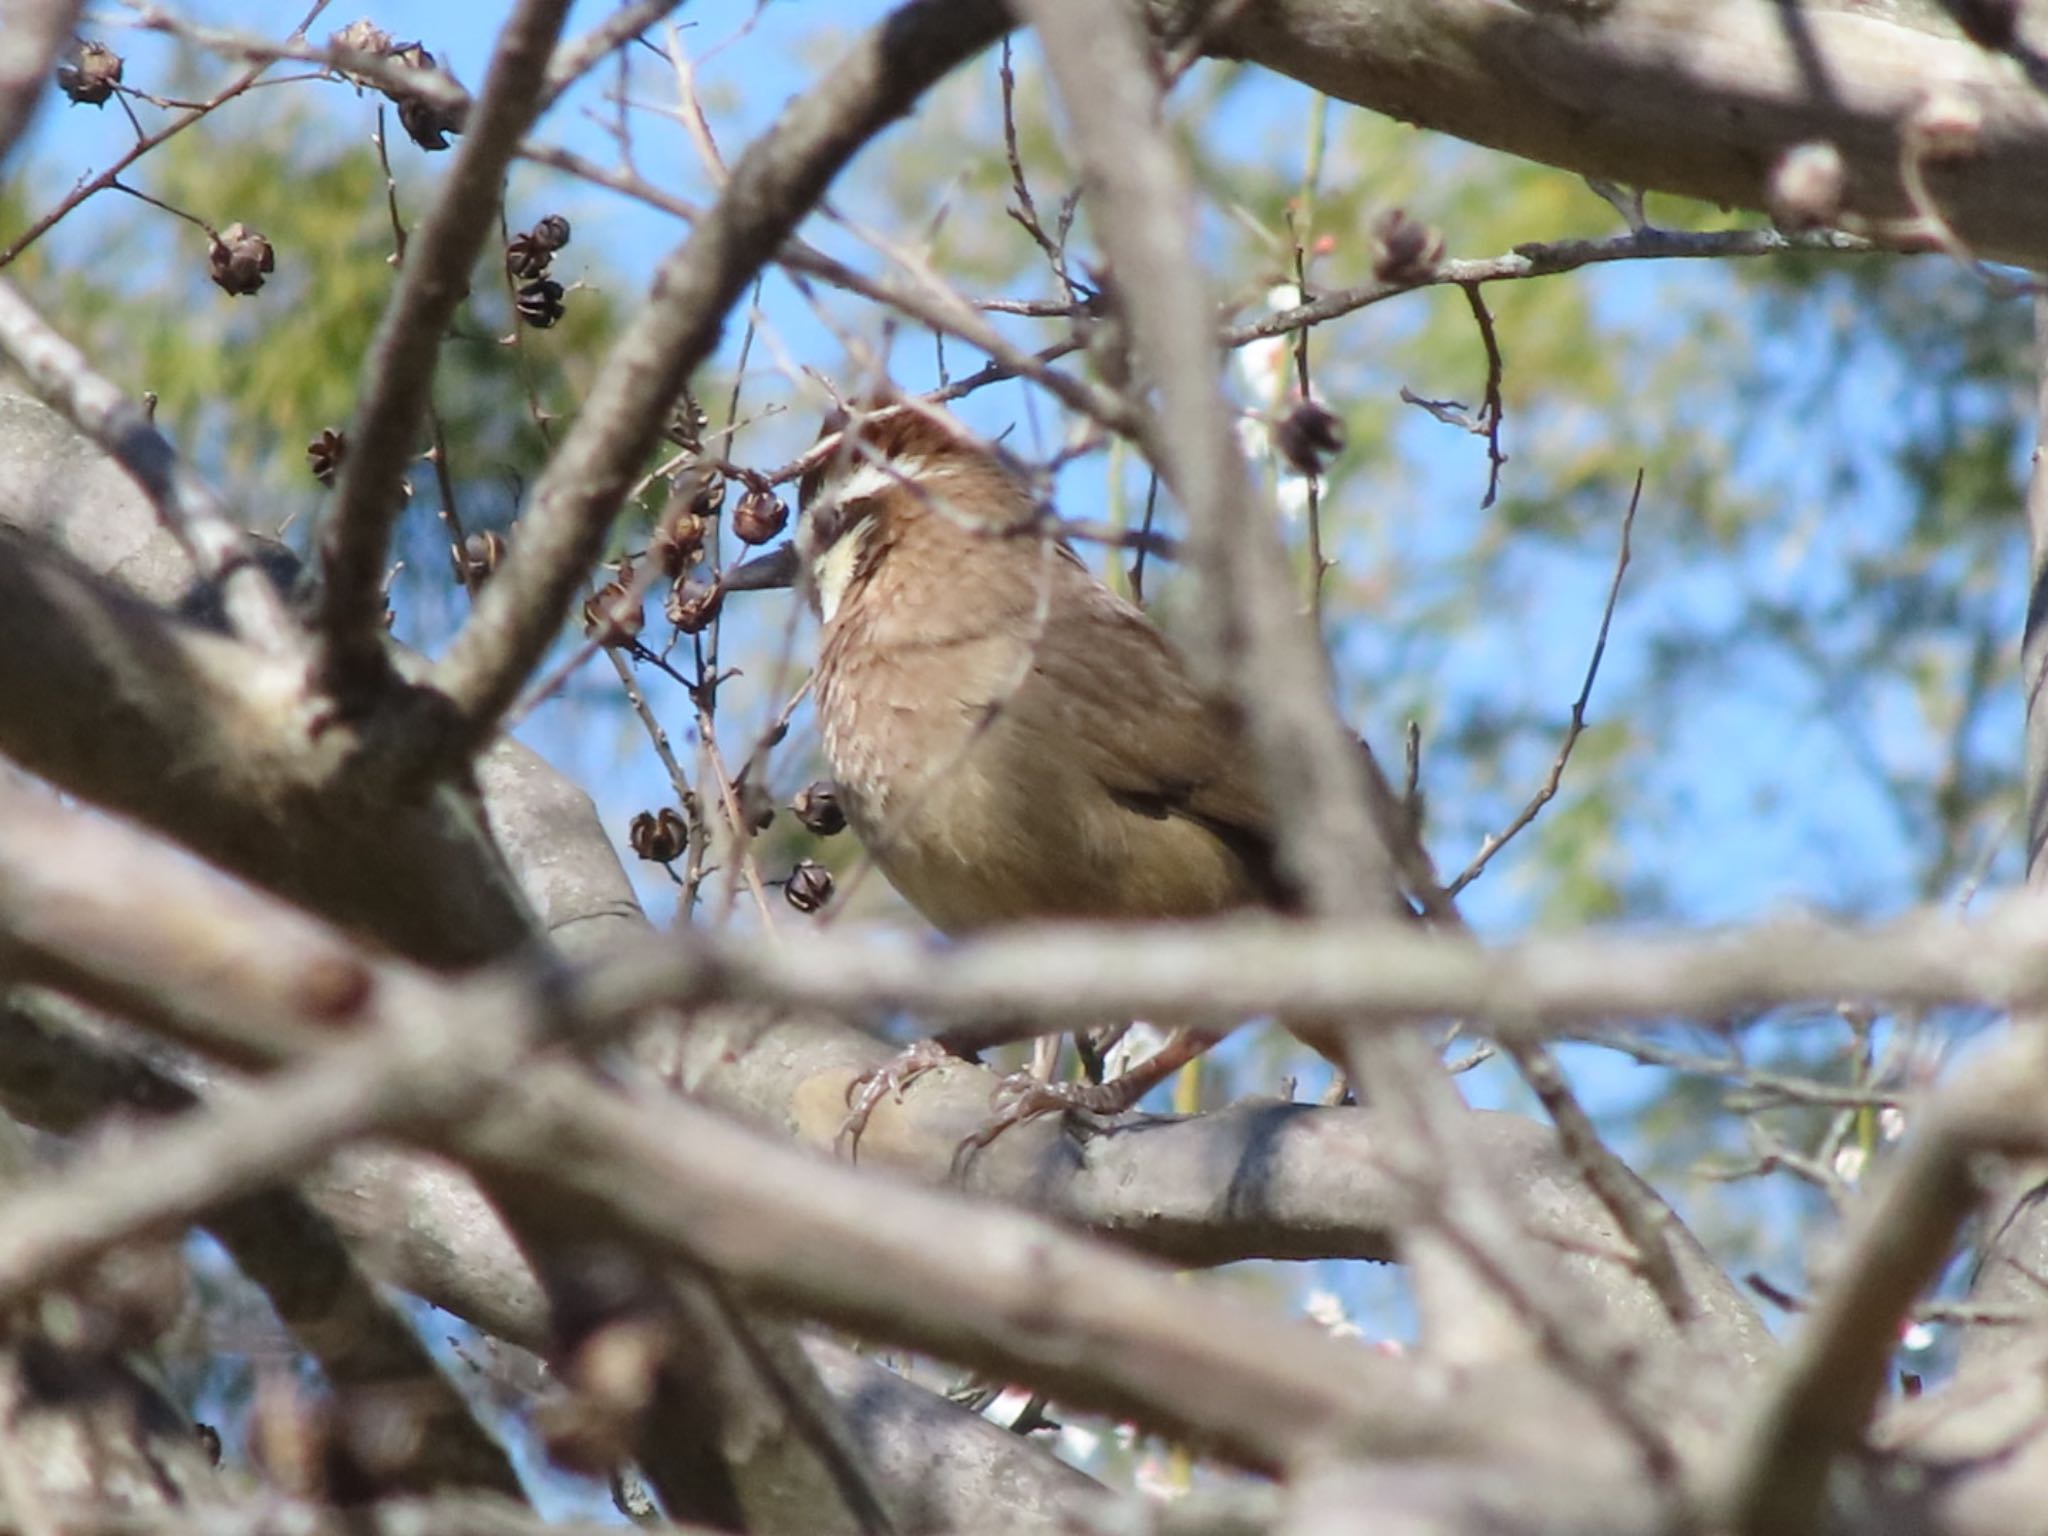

800,406,1288,934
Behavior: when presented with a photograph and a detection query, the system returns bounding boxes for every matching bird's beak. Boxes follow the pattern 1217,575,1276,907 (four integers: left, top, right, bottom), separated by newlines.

721,541,800,593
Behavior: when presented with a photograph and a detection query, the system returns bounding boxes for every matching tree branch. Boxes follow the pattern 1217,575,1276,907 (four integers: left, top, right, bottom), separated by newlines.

429,0,1010,752
0,0,80,170
0,1001,1110,1536
0,283,306,657
1202,0,2048,269
0,785,1594,1476
314,0,576,699
1721,1043,2048,1535
0,516,532,967
590,899,2048,1046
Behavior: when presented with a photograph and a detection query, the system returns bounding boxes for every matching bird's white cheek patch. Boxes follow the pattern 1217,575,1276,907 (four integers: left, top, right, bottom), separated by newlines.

812,517,871,623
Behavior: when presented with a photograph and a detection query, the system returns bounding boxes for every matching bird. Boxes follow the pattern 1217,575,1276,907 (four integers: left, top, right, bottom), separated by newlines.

787,397,1351,1148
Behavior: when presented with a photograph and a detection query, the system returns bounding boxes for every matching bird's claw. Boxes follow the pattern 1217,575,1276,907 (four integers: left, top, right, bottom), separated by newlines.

949,1072,1130,1175
837,1039,953,1160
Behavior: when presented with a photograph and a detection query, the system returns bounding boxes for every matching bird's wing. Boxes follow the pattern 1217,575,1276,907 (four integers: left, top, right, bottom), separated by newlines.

1025,570,1290,901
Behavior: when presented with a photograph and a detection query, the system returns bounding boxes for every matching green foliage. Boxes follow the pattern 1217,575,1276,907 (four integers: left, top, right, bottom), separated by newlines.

6,92,620,538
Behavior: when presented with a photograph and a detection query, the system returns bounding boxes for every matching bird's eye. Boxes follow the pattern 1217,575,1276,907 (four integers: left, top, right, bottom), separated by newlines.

805,494,877,555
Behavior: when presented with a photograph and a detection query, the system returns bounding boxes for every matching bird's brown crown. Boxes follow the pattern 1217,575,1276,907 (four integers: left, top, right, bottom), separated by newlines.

800,401,975,505
796,399,1038,622
799,402,1028,531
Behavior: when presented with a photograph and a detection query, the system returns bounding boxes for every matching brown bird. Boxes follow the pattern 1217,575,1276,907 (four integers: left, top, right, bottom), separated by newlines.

789,399,1344,1143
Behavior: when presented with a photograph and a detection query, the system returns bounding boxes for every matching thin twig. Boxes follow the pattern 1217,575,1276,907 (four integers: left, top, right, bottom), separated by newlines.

1462,282,1508,507
1,0,334,269
1450,470,1641,896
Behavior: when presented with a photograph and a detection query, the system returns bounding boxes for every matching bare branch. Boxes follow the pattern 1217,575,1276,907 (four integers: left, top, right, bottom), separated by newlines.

1722,1048,2041,1535
1203,0,2048,269
2,2,332,269
1233,227,1883,349
1450,471,1639,897
0,788,1526,1474
314,0,576,699
541,0,684,102
590,897,2048,1037
0,1000,1113,1534
0,284,307,657
0,0,82,169
430,0,1012,755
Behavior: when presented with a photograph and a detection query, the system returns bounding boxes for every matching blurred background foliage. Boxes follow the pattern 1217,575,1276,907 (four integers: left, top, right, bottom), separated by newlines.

3,0,2031,1498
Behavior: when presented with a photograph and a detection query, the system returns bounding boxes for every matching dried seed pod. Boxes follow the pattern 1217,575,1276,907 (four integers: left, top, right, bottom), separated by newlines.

57,41,123,106
665,578,722,634
208,223,275,296
791,780,847,837
785,858,834,914
451,529,506,585
1274,399,1345,477
1370,207,1443,285
672,462,726,521
665,393,710,449
531,214,572,252
581,580,644,647
396,95,453,151
515,276,565,328
328,18,394,85
330,19,395,56
306,427,348,486
390,43,461,151
505,230,554,279
731,485,788,546
628,806,689,863
650,508,709,578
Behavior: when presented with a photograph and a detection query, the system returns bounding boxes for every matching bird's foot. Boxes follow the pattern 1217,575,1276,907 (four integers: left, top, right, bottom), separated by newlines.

949,1071,1148,1173
951,1026,1225,1171
838,1039,955,1160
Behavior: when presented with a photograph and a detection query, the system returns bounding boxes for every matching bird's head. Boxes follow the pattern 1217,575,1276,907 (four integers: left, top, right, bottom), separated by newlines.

796,401,1033,623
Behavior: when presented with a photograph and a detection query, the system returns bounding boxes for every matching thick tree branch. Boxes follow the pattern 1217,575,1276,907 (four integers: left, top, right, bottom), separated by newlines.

0,788,1612,1477
0,283,306,656
0,517,532,967
0,0,80,170
1203,0,2048,269
0,1005,1109,1536
597,900,2048,1046
679,1014,1773,1361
